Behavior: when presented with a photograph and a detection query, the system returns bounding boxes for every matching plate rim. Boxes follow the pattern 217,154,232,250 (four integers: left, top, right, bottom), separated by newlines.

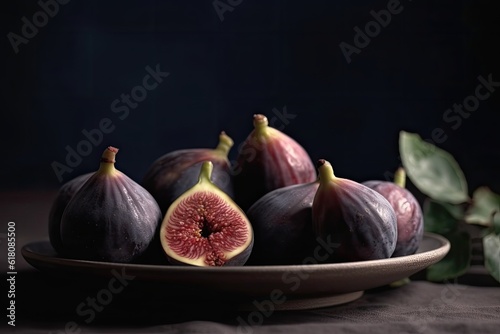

22,232,450,274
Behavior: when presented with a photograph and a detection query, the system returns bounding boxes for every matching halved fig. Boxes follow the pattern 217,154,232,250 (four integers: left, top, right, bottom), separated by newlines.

160,161,253,266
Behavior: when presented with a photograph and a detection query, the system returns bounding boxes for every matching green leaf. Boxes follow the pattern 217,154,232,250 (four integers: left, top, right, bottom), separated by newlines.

423,199,462,234
426,230,471,282
399,131,469,204
441,202,465,220
483,233,500,283
465,187,500,232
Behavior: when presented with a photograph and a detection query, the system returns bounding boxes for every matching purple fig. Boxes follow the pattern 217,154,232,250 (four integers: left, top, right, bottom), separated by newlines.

60,147,162,263
48,173,93,254
160,161,253,266
142,132,234,214
312,159,397,262
234,114,316,210
246,180,319,265
362,167,424,257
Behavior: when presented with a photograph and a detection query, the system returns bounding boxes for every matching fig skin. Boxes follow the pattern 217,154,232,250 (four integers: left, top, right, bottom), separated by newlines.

160,161,254,267
48,173,93,254
233,114,316,211
312,159,397,262
246,181,319,265
142,132,234,215
60,147,162,263
363,168,424,257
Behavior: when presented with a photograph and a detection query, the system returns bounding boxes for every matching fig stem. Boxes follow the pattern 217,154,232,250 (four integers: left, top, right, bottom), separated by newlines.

394,167,406,188
215,131,234,157
99,146,118,175
198,161,214,184
318,159,336,182
253,114,269,137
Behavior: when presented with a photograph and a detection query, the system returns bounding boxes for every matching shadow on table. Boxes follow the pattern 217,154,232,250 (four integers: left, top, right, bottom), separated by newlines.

8,270,421,329
8,270,244,328
8,265,498,330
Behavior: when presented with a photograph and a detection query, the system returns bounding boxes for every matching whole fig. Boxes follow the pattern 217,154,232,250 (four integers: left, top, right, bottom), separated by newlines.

312,159,397,262
143,132,234,214
48,172,93,254
160,161,253,267
60,147,162,263
246,181,319,265
362,167,424,257
234,114,316,210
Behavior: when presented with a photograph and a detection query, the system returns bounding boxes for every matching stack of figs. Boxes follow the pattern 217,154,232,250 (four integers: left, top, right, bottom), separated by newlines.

49,114,423,266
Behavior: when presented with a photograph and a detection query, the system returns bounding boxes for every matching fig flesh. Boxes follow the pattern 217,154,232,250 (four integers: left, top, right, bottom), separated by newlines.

233,114,316,211
160,161,253,266
312,159,397,262
60,147,162,263
246,181,319,265
142,132,234,215
362,168,424,257
48,173,93,254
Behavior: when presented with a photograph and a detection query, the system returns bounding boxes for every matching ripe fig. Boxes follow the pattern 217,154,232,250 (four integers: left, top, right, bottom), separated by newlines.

48,172,93,254
60,147,162,263
143,132,234,214
312,159,397,262
246,181,319,265
160,161,253,266
362,167,424,257
234,114,316,210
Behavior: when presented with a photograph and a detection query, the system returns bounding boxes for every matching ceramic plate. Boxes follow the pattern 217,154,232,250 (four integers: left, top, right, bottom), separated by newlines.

22,232,449,310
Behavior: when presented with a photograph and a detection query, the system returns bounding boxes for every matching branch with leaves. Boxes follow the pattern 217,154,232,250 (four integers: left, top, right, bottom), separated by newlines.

399,131,500,283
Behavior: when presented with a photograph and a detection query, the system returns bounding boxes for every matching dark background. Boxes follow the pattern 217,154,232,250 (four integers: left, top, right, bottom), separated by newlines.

2,0,500,195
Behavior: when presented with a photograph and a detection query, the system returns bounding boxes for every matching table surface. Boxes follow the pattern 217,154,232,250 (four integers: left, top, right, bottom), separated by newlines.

1,190,499,334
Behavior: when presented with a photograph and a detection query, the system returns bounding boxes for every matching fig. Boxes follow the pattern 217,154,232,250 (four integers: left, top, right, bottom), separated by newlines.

60,147,162,263
48,172,93,254
160,161,253,266
142,132,234,214
312,159,397,262
362,167,424,257
246,181,319,265
233,114,316,210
